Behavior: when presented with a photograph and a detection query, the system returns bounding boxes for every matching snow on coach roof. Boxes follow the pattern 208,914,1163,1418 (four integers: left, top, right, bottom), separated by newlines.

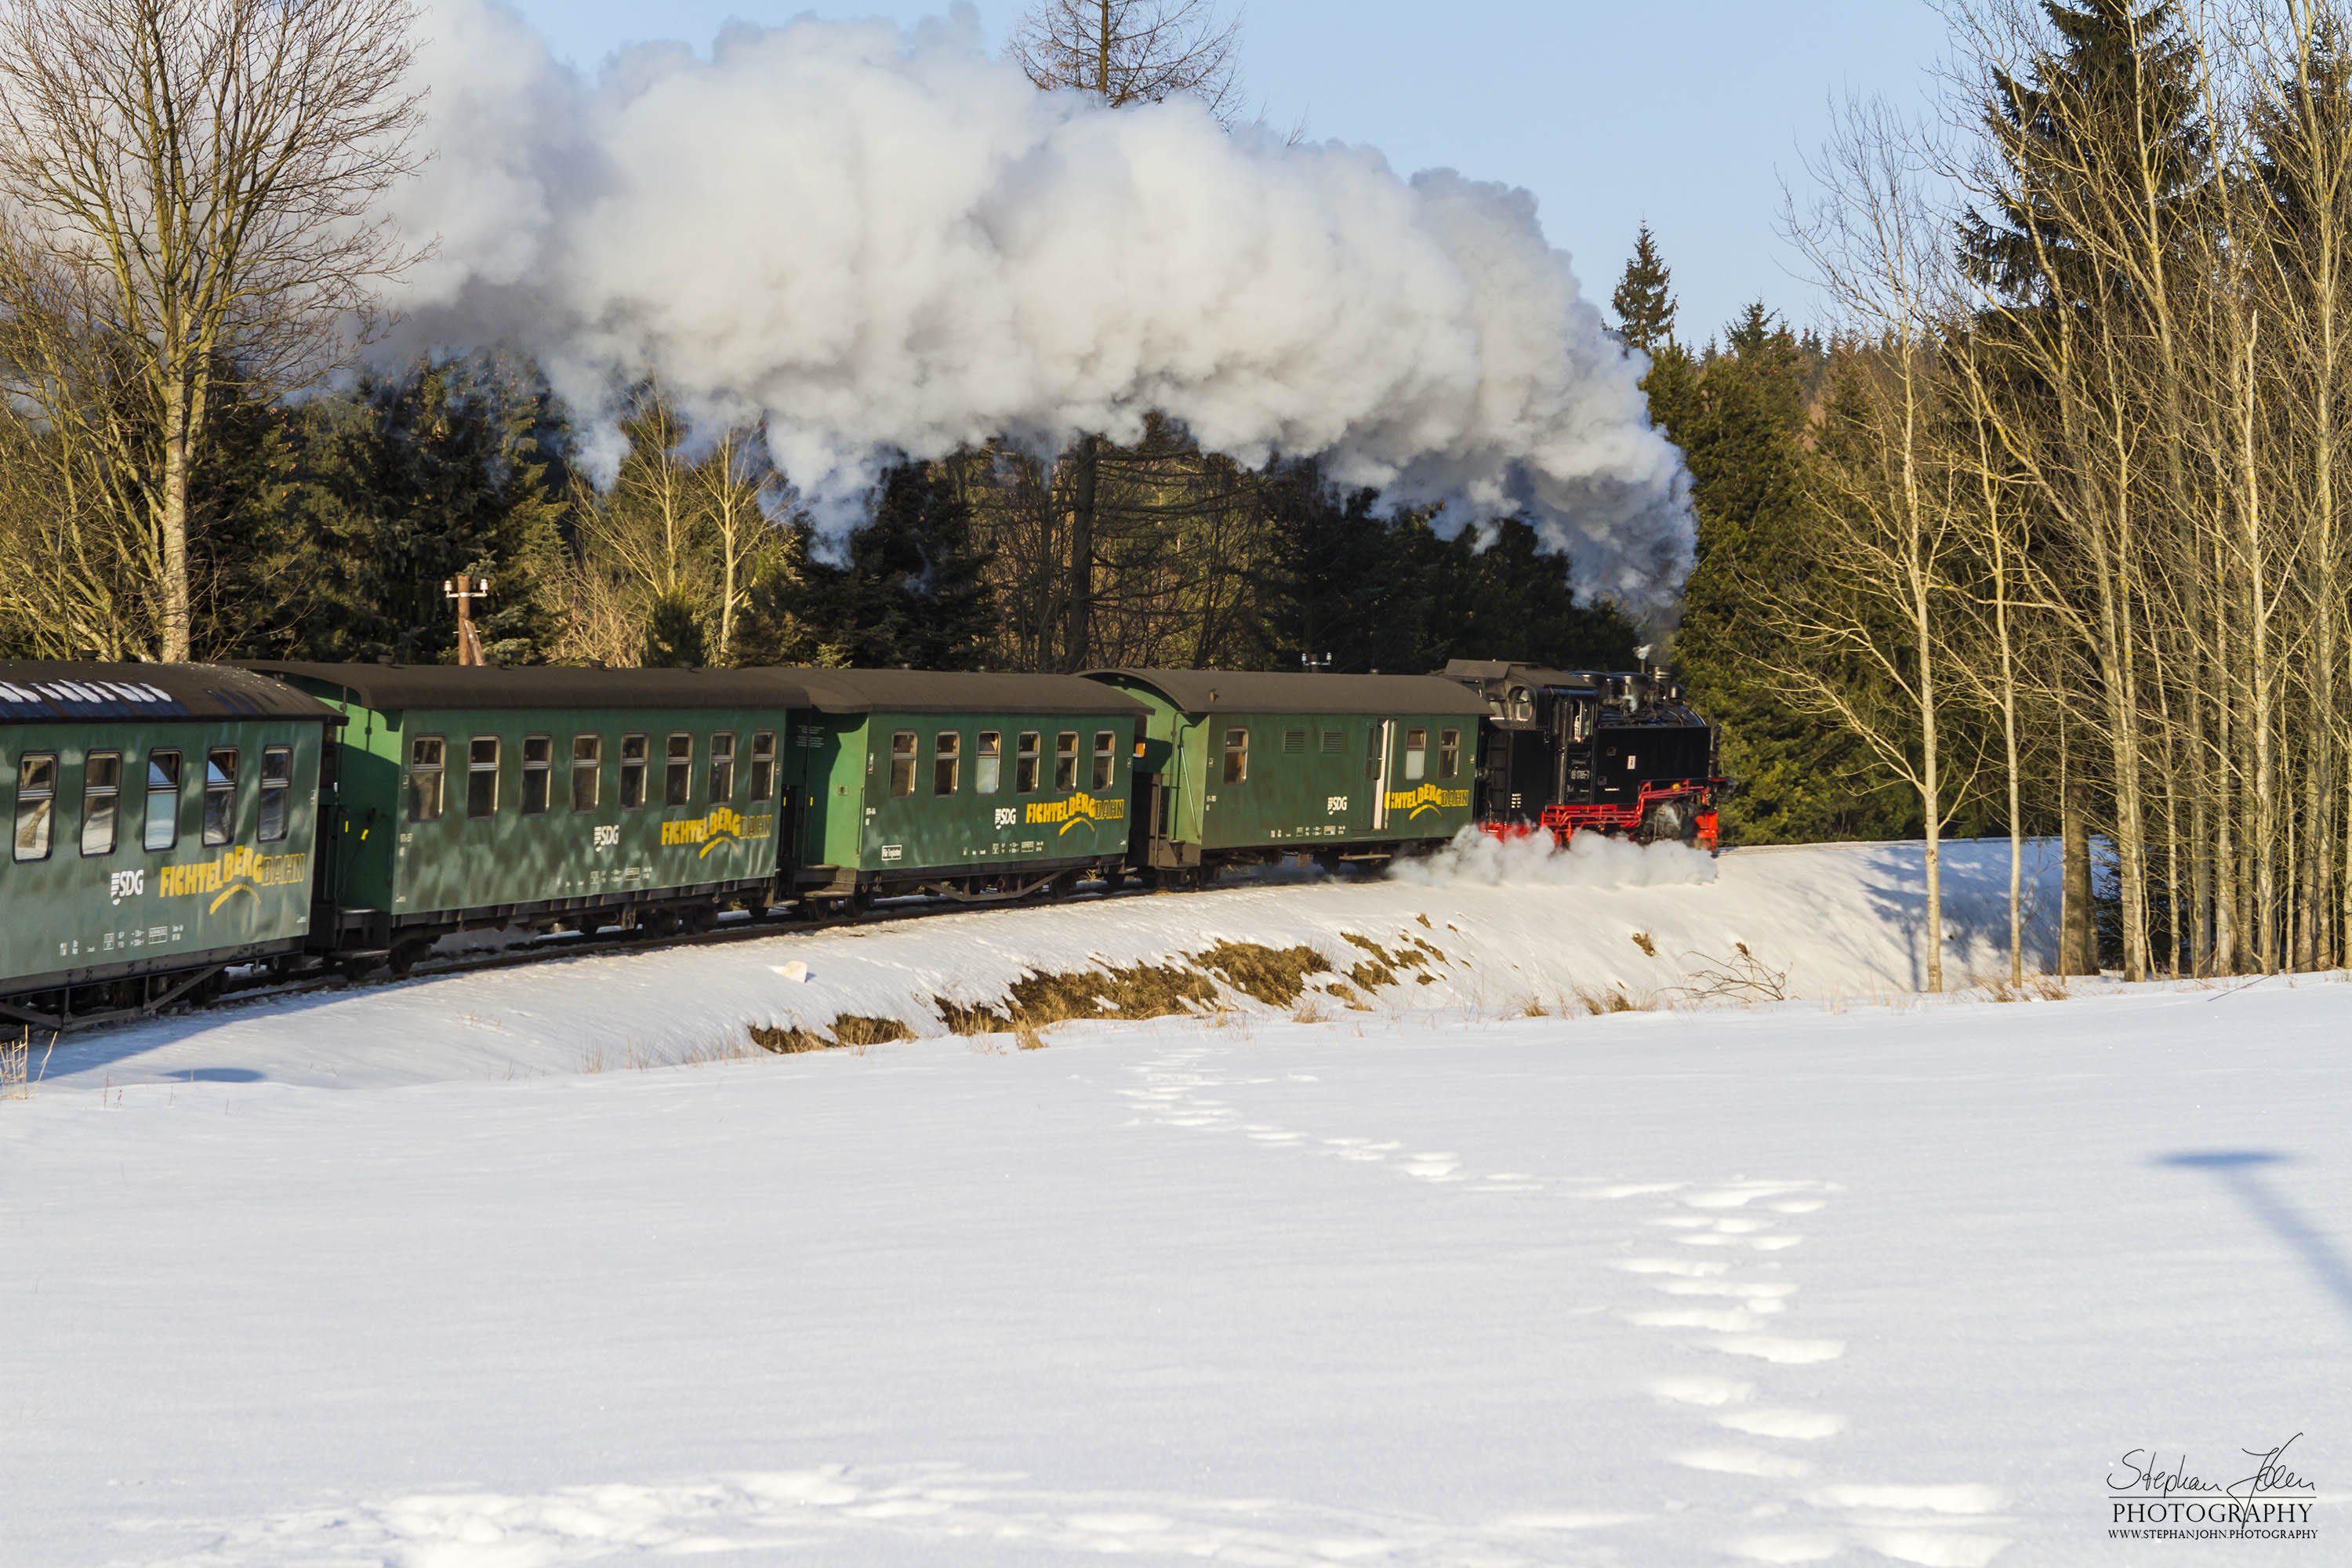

0,662,339,724
1090,668,1490,717
239,662,1148,717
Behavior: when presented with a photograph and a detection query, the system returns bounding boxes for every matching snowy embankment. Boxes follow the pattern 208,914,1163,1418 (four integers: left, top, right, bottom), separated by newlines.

38,836,2060,1088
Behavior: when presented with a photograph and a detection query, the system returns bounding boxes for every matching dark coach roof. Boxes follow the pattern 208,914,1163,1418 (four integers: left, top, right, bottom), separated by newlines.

241,662,1147,718
241,662,840,713
793,668,1149,717
1439,659,1599,691
1090,668,1490,717
0,662,340,725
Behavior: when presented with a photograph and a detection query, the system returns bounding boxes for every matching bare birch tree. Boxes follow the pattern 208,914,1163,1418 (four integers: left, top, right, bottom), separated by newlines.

0,0,426,660
1780,99,1982,991
695,423,784,666
1007,0,1249,663
1010,0,1243,124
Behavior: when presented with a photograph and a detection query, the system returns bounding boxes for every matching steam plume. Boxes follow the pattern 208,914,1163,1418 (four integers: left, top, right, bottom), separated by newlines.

390,1,1694,601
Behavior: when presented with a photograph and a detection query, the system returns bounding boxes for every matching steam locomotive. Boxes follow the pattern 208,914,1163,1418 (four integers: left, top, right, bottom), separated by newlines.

1443,659,1725,850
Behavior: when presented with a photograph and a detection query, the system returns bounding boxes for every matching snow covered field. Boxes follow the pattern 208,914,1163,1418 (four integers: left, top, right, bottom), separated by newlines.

3,839,2346,1566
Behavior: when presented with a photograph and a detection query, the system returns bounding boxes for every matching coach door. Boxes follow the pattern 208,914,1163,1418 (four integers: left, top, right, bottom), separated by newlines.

1369,719,1396,830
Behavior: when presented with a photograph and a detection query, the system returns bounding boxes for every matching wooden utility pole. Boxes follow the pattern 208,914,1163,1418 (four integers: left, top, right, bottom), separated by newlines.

444,577,490,666
1065,434,1098,671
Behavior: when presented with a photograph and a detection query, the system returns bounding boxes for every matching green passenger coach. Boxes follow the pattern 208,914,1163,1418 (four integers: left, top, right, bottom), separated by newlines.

2,663,338,1025
245,664,819,969
1085,669,1490,884
780,669,1150,906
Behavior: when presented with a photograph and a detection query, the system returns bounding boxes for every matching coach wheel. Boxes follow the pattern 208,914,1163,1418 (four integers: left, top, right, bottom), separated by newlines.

637,906,682,940
385,938,434,978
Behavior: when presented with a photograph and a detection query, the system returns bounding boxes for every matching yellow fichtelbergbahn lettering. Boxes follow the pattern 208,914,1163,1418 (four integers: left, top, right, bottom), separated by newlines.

1025,793,1129,833
1383,783,1471,818
158,848,309,913
659,807,776,856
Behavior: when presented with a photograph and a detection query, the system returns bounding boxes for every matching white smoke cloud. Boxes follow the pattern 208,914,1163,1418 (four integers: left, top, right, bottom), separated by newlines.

386,1,1694,601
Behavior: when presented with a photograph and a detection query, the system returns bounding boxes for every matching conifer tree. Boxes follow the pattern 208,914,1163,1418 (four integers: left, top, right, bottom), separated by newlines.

751,459,994,670
1611,224,1679,355
640,587,706,667
1664,307,1913,840
1259,460,1635,674
1959,0,2206,306
231,354,568,664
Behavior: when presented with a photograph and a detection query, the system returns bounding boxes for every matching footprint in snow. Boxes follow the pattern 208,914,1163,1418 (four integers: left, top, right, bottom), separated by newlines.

1711,1334,1845,1366
1674,1446,1815,1480
1627,1307,1773,1334
1727,1532,1842,1563
1682,1181,1824,1210
1650,1374,1755,1407
1719,1410,1846,1440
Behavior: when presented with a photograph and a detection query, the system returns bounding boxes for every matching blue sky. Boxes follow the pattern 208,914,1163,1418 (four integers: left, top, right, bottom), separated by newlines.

504,1,1951,345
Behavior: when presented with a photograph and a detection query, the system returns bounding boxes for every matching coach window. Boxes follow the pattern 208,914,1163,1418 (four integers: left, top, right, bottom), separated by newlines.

934,731,961,796
520,735,553,816
258,746,293,842
409,736,446,822
572,736,602,811
1403,728,1428,782
1363,725,1381,782
1054,731,1079,790
1224,728,1249,785
709,731,736,803
619,733,648,809
1015,731,1040,793
748,731,775,800
665,734,693,807
1092,731,1115,790
466,737,500,819
975,731,1001,794
143,750,181,851
890,731,917,797
81,750,121,857
203,748,240,845
1439,728,1461,780
13,752,55,862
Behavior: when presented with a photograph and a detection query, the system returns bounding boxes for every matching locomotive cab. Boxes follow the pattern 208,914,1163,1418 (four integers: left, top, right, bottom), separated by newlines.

1450,665,1599,828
